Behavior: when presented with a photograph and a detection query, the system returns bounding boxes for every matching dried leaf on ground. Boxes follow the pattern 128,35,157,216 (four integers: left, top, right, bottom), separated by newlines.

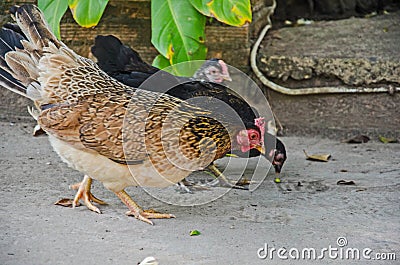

54,198,78,207
303,150,331,162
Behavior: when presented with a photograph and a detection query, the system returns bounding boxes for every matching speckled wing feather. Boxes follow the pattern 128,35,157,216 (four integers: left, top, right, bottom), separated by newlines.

38,91,236,171
38,93,145,163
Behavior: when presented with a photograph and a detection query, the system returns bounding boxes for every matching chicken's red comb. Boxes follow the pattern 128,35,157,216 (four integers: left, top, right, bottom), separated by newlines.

218,60,229,76
254,117,265,146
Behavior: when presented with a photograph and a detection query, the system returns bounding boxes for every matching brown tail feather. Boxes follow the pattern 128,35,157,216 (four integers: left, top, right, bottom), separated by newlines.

0,4,64,101
4,4,61,91
1,4,102,106
13,5,60,50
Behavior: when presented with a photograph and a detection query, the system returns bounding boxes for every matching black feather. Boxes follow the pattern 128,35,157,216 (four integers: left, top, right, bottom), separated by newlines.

91,35,158,75
91,35,287,172
0,27,27,95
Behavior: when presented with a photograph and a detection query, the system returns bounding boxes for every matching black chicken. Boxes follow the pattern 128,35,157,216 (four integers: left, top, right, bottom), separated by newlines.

92,35,232,86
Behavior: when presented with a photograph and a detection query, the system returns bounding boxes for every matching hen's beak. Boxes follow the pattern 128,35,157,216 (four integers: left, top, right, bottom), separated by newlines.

222,74,232,82
253,144,265,155
274,164,282,174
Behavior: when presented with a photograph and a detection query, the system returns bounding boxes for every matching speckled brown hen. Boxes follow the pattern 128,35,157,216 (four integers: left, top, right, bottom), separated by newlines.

0,4,263,224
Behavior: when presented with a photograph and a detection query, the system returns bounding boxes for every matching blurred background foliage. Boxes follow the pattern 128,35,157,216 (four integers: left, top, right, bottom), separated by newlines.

38,0,252,75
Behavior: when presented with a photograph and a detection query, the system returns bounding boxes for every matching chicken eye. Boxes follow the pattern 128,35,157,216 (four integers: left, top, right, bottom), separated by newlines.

250,133,257,139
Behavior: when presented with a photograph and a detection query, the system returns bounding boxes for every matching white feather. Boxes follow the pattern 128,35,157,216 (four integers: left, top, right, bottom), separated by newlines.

139,257,158,265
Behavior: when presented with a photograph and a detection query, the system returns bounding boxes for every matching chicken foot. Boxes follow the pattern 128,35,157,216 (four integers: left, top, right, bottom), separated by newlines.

206,164,247,190
115,190,175,225
176,163,247,192
70,175,107,213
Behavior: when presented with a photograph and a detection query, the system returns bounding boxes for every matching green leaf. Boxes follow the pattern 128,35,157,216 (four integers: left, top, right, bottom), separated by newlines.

68,0,108,28
378,135,398,143
152,55,188,76
225,153,239,157
190,0,252,26
154,59,205,76
38,0,69,39
153,54,196,76
189,230,201,236
152,54,171,70
151,0,207,71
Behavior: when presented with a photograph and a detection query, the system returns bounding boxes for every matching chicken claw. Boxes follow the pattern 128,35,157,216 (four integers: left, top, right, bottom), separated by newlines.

71,175,107,214
207,164,248,190
115,190,175,225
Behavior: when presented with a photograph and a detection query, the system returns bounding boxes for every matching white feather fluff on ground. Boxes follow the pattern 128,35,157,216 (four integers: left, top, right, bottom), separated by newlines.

139,256,158,265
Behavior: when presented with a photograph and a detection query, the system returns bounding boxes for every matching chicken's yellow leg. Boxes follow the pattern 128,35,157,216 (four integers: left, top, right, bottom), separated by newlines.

207,164,247,190
115,190,175,225
71,175,107,213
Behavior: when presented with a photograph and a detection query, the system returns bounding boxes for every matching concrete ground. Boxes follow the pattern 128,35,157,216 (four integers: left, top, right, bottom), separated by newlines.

258,11,400,139
0,121,398,264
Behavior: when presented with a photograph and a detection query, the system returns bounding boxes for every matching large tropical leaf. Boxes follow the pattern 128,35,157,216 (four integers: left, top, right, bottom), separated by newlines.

152,54,171,70
38,0,69,39
153,55,206,76
68,0,109,28
151,0,207,74
190,0,252,26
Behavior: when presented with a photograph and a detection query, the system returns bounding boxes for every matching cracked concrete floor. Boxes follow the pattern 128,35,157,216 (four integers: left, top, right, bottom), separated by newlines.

0,121,399,264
